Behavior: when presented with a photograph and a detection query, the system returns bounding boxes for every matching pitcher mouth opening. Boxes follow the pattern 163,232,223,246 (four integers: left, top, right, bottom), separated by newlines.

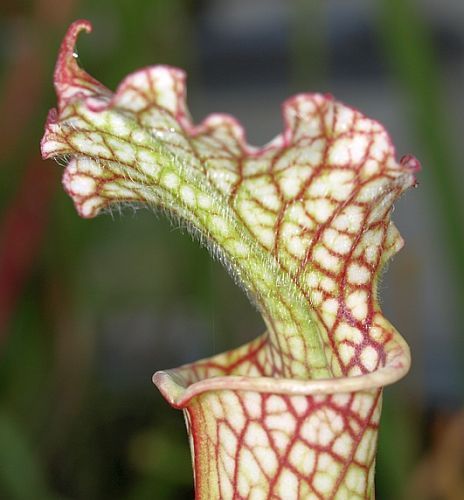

153,333,410,409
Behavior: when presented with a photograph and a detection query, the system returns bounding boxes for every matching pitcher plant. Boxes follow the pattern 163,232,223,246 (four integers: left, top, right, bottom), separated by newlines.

41,21,420,499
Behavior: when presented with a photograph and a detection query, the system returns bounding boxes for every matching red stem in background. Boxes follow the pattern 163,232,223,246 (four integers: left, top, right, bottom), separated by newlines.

0,157,57,342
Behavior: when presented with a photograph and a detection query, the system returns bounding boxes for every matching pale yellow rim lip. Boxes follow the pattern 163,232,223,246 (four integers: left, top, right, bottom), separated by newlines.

153,335,410,408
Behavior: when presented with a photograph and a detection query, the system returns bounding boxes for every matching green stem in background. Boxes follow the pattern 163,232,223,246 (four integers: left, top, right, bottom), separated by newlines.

377,4,463,496
290,1,328,90
378,0,464,379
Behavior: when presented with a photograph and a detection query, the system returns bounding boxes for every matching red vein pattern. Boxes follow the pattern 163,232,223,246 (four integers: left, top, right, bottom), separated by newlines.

155,334,397,498
187,389,381,498
42,21,419,499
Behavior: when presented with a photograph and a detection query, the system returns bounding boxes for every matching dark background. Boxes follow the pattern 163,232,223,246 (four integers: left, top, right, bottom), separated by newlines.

0,0,463,498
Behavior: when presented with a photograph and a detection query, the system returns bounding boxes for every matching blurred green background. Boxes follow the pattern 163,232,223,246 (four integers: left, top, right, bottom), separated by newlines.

1,0,463,498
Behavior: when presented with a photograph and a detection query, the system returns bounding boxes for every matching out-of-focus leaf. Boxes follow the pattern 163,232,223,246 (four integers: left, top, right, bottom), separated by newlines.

376,393,420,499
0,412,57,500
